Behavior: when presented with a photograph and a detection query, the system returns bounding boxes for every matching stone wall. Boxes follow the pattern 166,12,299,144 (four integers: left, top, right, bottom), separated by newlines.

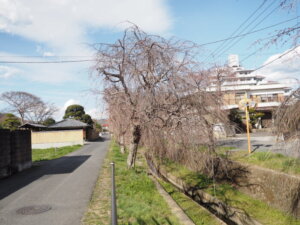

0,129,32,178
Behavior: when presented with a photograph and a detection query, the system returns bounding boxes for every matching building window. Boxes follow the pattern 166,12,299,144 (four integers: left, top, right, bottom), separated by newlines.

261,95,268,102
235,92,245,104
259,94,278,102
272,94,278,102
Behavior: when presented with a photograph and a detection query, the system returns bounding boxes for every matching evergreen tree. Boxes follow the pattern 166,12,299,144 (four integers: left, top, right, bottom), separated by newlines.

63,104,93,125
42,117,56,126
1,113,21,130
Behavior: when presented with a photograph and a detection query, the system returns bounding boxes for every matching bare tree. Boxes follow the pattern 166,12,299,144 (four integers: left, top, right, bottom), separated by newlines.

104,89,131,154
0,91,57,124
26,101,57,124
259,0,300,48
275,87,300,139
93,25,199,168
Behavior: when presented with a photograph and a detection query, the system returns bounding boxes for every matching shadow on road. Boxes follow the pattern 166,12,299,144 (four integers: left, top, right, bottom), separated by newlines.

84,137,110,145
0,155,90,200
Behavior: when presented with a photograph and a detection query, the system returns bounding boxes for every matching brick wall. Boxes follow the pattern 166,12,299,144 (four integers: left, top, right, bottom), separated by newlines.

0,129,32,178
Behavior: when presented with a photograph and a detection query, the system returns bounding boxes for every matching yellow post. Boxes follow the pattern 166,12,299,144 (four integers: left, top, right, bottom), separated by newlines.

245,105,251,154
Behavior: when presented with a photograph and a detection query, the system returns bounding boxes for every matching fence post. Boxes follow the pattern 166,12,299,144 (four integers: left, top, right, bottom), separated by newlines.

111,162,118,225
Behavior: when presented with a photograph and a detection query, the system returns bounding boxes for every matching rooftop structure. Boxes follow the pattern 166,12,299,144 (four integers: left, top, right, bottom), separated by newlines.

19,123,47,131
48,118,90,130
19,119,90,131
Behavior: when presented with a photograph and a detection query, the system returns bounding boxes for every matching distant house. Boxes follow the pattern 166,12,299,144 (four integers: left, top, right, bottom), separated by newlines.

19,123,47,131
21,119,96,149
98,119,109,131
49,118,93,141
49,118,90,130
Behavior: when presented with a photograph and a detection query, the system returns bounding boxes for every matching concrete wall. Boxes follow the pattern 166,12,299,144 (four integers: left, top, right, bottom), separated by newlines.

0,129,32,178
237,164,300,218
32,130,84,149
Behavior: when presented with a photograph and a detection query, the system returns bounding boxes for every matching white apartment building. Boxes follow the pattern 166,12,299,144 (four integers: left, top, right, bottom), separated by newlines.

209,55,292,127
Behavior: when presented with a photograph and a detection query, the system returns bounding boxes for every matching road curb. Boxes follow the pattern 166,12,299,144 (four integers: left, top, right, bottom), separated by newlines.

150,176,196,225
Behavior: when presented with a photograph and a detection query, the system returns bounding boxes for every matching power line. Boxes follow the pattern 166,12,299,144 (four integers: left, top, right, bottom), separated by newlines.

252,45,299,72
205,0,269,62
0,17,295,63
0,55,93,58
240,25,300,64
215,0,279,59
198,17,299,47
0,17,297,63
0,59,95,64
0,14,297,65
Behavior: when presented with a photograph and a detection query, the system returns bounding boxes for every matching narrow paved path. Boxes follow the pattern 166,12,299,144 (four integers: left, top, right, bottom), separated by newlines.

0,138,110,225
217,132,276,152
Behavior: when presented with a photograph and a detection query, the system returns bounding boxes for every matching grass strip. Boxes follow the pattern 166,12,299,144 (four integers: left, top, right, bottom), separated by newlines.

32,145,82,162
161,159,300,225
229,150,300,176
83,141,181,225
158,179,221,225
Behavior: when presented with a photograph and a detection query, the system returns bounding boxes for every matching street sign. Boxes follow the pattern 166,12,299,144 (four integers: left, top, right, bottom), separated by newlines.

238,98,257,110
238,95,257,154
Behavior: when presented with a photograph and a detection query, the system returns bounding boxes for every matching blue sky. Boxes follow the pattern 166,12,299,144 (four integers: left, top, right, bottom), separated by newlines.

0,0,299,120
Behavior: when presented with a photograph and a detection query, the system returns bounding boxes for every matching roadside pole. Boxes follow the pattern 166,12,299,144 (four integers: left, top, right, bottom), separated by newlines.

110,162,118,225
245,105,251,154
239,94,256,154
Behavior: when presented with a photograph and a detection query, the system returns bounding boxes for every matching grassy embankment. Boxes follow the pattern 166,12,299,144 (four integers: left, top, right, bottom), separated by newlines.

161,158,300,225
228,150,300,175
32,145,82,162
83,142,182,225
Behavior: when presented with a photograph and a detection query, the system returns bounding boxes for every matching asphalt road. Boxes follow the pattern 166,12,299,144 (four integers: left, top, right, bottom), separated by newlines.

0,138,110,225
217,132,277,152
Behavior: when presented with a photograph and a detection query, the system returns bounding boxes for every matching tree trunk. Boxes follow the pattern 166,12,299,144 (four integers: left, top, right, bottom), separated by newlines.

127,125,141,169
120,134,125,154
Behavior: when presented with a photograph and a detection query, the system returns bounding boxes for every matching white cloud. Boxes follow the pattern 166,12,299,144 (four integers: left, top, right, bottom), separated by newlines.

0,0,171,55
256,47,300,84
0,0,171,85
86,108,100,119
54,99,106,121
54,98,80,120
43,52,55,57
63,99,80,109
86,107,108,119
0,65,19,78
0,51,90,83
